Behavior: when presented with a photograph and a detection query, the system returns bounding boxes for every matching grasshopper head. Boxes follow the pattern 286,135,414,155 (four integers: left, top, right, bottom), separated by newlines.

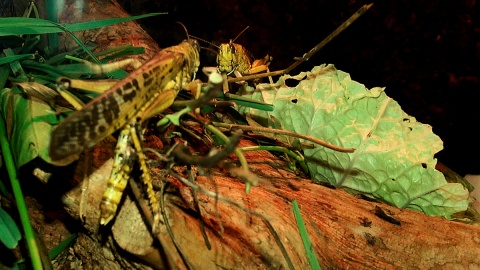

182,39,201,77
217,41,237,75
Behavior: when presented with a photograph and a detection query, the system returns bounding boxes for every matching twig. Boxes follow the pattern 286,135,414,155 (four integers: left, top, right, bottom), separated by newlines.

171,133,241,167
185,121,355,153
228,3,374,83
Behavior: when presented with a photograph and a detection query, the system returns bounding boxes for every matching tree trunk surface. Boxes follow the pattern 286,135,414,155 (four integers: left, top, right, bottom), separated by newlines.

63,138,480,270
13,0,480,269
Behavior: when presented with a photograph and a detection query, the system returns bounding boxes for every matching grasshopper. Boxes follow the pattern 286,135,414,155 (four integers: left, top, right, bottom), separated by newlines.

49,38,201,229
216,26,272,78
197,26,272,93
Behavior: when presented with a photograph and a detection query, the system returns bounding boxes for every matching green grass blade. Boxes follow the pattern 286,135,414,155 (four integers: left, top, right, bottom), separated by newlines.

48,233,77,260
292,200,321,270
0,13,166,36
0,114,43,269
0,54,35,66
222,93,274,111
65,13,166,32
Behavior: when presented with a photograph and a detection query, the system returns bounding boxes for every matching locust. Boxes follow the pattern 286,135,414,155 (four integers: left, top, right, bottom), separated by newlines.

49,38,201,229
195,26,272,93
216,26,272,78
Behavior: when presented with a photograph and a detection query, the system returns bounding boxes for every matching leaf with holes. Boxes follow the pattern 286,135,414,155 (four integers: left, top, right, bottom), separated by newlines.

239,64,469,219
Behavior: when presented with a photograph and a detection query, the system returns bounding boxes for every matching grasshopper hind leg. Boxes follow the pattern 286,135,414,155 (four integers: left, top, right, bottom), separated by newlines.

128,124,162,233
100,127,136,226
99,124,162,234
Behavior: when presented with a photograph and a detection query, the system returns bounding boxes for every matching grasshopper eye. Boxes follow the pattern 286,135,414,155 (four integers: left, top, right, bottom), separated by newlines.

229,43,236,54
191,39,200,52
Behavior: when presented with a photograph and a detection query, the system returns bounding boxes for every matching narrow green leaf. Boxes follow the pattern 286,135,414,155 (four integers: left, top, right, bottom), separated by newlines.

65,13,166,32
45,44,97,65
0,207,22,249
0,107,43,269
0,54,35,66
48,233,77,260
222,93,274,111
3,48,25,77
292,200,321,270
0,13,166,36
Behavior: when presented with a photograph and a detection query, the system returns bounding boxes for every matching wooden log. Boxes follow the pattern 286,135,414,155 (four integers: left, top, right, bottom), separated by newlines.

63,138,480,269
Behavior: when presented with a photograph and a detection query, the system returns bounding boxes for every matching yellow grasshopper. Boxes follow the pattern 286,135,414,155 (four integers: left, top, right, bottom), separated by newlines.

197,26,272,93
216,27,272,78
49,38,201,230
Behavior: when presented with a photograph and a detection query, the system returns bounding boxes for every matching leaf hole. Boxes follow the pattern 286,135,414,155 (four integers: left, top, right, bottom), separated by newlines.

285,78,300,87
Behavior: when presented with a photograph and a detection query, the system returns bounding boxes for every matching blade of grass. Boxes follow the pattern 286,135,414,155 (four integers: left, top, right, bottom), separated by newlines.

0,115,43,269
0,54,35,66
48,233,77,260
0,13,166,36
292,200,321,270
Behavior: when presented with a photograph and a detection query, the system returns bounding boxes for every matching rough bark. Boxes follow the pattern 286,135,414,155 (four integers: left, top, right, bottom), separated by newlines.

61,138,480,269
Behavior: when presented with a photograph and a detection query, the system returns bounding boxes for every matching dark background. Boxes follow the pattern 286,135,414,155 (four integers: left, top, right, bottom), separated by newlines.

120,0,480,176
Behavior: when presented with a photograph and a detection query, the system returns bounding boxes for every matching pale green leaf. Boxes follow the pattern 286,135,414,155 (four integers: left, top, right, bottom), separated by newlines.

240,64,469,219
0,87,59,168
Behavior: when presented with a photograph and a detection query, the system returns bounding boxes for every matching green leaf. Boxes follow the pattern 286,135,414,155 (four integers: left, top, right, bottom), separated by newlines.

0,207,22,249
0,13,166,36
0,86,58,168
0,54,36,66
241,64,469,219
48,233,77,260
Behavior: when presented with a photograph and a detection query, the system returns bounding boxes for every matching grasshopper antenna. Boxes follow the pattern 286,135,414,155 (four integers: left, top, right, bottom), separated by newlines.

176,21,190,40
231,26,250,43
190,35,220,50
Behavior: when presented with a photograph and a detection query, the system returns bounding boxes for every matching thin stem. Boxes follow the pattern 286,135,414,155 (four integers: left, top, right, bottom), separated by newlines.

203,121,355,153
240,145,309,174
0,116,43,270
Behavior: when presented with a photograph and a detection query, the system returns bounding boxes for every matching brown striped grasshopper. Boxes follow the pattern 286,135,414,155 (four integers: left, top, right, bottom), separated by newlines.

49,38,201,230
